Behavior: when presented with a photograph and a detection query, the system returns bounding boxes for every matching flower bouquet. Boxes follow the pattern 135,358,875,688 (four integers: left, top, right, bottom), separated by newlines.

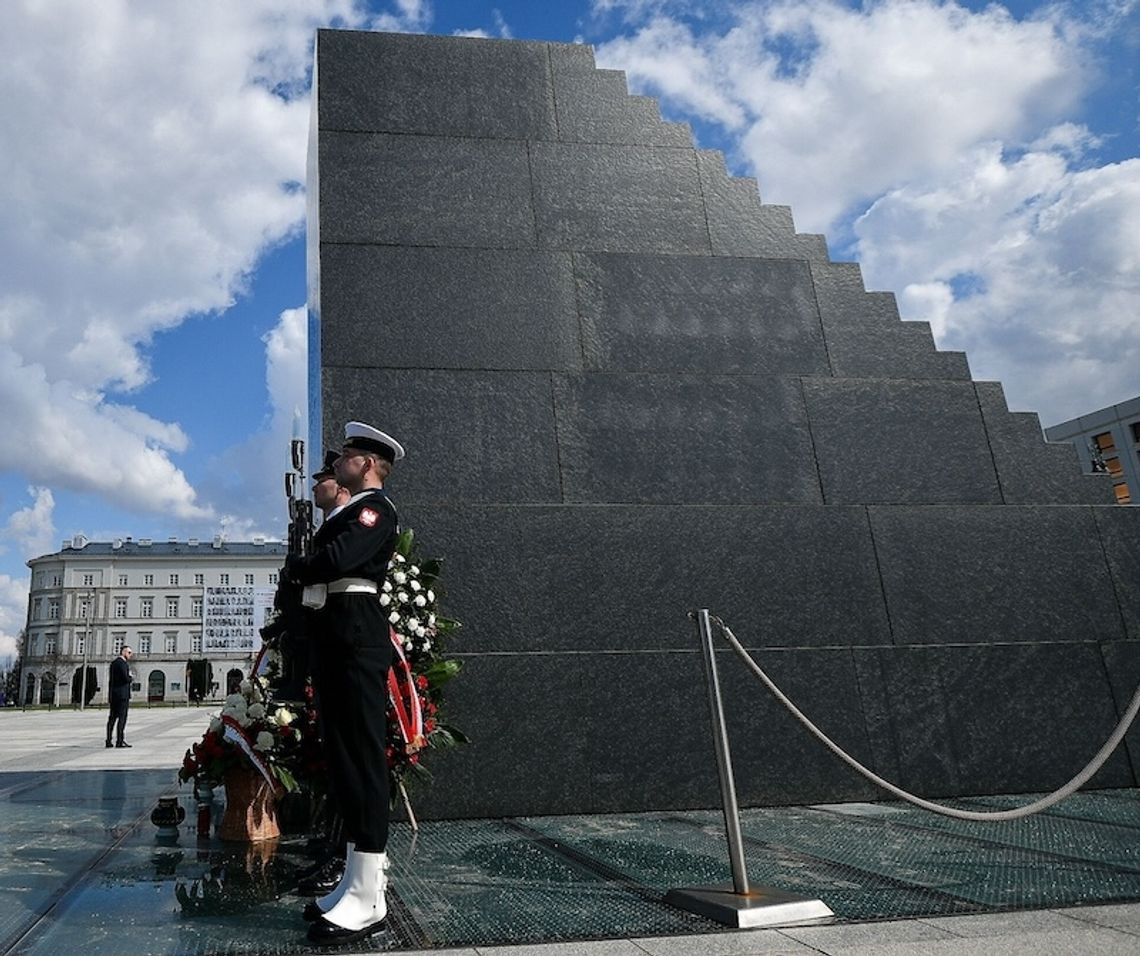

381,528,468,799
178,678,307,840
178,678,303,793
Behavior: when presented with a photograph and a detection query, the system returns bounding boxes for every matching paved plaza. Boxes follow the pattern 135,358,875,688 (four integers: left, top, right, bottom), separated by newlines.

1,705,1138,955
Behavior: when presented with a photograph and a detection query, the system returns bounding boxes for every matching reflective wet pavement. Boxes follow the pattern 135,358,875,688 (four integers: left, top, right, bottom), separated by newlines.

2,708,1139,955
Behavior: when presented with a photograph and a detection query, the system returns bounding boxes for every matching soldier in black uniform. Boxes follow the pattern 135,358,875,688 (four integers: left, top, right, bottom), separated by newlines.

285,421,404,946
293,450,354,897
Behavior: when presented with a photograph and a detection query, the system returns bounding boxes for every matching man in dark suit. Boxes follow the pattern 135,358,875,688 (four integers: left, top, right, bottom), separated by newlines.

105,646,134,748
286,421,403,946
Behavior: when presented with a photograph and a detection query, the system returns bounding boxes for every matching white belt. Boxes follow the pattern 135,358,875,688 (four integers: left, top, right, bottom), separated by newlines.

327,577,378,595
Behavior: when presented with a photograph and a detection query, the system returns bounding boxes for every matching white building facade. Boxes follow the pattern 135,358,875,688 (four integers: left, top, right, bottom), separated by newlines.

21,535,287,707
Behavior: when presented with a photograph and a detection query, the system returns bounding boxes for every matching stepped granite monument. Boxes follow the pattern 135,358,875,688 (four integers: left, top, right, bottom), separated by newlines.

307,29,1140,819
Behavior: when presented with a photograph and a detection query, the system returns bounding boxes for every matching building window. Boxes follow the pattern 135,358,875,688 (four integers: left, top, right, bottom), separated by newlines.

51,573,61,586
112,633,126,654
244,573,255,585
48,599,60,620
82,573,94,586
139,633,151,655
269,571,278,584
219,573,230,585
144,573,154,586
164,633,177,654
32,598,42,620
76,635,86,655
78,598,91,620
169,573,179,586
191,596,203,618
29,635,40,656
140,598,153,618
114,598,128,618
191,631,202,653
45,634,57,655
194,573,204,585
118,574,128,587
166,597,179,618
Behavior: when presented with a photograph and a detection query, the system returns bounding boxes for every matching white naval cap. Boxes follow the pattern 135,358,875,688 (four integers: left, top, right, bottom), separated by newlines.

343,420,405,463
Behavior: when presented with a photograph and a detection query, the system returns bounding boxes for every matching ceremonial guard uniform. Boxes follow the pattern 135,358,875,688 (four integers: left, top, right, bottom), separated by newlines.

286,421,404,946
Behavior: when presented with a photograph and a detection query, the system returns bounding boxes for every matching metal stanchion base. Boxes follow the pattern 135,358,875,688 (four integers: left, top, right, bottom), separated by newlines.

666,884,835,929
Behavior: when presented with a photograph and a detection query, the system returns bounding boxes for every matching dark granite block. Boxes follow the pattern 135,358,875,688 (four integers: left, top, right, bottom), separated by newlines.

976,382,1115,505
553,373,821,504
1098,642,1140,787
316,29,557,140
808,260,971,380
320,245,581,371
860,644,1134,797
809,262,886,322
1091,507,1140,641
870,505,1126,646
722,646,883,806
410,653,592,819
530,141,711,254
550,54,692,146
582,650,720,811
583,647,881,812
395,505,891,654
697,152,829,260
574,252,829,375
803,379,1001,504
850,649,906,788
825,322,971,381
322,368,562,504
319,132,535,247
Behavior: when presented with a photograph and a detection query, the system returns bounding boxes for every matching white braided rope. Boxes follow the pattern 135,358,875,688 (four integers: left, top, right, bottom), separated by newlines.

713,617,1140,822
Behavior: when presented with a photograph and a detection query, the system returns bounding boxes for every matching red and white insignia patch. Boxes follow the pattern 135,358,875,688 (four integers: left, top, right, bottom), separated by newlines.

359,508,379,527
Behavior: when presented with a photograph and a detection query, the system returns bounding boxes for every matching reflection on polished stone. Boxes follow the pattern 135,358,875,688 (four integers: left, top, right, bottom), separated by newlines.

2,769,1140,955
175,840,292,916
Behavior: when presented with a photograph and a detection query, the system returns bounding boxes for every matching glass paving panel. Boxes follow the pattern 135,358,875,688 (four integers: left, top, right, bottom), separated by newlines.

1,770,1138,955
523,810,979,921
739,800,1140,911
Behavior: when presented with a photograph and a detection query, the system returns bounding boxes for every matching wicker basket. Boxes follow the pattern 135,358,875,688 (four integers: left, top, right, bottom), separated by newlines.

218,764,281,842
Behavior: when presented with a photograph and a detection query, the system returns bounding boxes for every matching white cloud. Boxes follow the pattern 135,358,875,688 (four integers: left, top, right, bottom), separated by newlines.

0,574,28,669
860,147,1140,422
454,9,514,38
3,487,56,561
201,306,309,538
594,0,1140,424
597,0,1084,232
0,1,368,522
595,17,747,128
369,0,433,32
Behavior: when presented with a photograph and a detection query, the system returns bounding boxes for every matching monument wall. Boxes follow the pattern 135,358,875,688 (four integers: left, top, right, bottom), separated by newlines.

309,29,1140,818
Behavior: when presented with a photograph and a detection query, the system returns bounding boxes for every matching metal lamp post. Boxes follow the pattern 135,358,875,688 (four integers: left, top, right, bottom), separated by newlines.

79,591,91,710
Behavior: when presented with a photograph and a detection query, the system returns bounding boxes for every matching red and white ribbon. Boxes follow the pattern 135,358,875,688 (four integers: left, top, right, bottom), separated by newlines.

220,714,276,788
387,625,424,752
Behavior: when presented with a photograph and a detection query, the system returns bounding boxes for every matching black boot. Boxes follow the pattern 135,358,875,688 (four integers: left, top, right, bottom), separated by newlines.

297,855,345,896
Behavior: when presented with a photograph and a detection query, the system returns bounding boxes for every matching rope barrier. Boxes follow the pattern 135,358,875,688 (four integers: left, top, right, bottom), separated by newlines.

711,616,1140,822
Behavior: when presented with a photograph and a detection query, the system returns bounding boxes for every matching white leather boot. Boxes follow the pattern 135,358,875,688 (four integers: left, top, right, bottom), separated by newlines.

308,850,388,943
303,842,354,921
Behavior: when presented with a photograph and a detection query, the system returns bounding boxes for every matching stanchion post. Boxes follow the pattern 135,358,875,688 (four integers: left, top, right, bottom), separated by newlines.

695,608,750,895
664,609,834,929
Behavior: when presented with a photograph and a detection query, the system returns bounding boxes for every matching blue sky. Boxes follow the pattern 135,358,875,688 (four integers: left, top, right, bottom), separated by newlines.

1,0,1138,664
